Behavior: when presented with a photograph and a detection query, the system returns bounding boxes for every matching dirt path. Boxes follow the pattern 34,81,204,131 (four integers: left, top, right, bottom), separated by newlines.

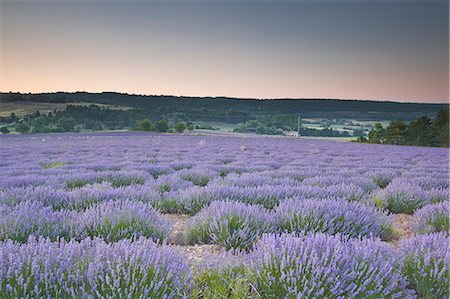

389,213,414,247
164,213,224,268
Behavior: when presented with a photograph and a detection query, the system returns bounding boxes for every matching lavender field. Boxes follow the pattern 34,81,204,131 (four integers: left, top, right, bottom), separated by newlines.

0,132,448,298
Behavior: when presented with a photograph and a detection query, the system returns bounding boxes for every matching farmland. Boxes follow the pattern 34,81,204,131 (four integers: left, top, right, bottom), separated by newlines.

0,132,448,298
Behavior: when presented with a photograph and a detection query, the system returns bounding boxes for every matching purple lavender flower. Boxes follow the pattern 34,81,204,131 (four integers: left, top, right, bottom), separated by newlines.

0,201,72,242
399,233,449,298
373,178,445,214
411,202,449,235
274,198,397,240
187,200,272,250
76,200,172,243
0,237,192,298
248,233,415,298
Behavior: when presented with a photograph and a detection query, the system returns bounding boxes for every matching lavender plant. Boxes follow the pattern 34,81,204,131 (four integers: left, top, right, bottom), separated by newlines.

411,202,449,234
0,237,192,298
273,198,397,240
76,200,171,243
399,233,449,298
0,201,72,242
248,233,415,298
187,201,272,250
373,179,438,214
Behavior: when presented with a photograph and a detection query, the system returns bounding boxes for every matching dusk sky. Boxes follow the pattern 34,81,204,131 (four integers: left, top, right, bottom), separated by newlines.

1,0,448,103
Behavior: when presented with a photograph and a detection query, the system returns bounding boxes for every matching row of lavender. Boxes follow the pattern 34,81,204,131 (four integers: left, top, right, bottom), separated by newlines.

1,198,446,246
1,233,447,298
0,132,448,298
1,172,448,214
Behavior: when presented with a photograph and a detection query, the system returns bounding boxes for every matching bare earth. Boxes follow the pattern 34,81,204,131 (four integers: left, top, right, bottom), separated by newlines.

390,213,414,248
164,212,415,260
165,213,224,267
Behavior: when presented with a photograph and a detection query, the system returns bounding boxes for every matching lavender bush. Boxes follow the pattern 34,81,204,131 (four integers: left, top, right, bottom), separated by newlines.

76,200,171,243
273,198,397,240
248,233,415,298
187,201,272,250
0,201,72,242
411,202,449,234
399,233,449,298
373,179,445,214
0,237,192,298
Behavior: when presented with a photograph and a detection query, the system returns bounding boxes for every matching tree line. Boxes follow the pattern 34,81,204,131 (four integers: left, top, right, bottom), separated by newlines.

357,110,449,147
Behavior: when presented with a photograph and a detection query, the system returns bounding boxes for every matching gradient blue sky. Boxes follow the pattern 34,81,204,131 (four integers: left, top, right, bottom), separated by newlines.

1,0,448,103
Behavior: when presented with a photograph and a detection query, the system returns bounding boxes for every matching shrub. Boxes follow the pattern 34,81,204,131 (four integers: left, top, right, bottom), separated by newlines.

248,233,414,298
411,202,449,234
373,179,435,214
187,201,272,250
192,255,256,299
0,201,71,243
365,169,398,188
154,185,219,214
178,168,216,187
273,198,397,240
0,237,192,298
76,200,171,243
399,233,449,298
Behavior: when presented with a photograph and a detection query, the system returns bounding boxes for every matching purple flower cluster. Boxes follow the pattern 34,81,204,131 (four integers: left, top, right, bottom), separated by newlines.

187,201,272,250
273,198,396,240
0,201,72,242
411,202,449,234
76,200,172,243
247,233,414,298
373,178,449,214
0,237,192,298
399,233,449,298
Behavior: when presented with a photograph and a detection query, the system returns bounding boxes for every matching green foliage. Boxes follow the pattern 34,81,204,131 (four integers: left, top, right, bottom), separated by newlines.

365,110,449,147
109,176,145,188
368,123,386,144
83,216,165,243
40,161,66,169
186,122,195,131
174,122,186,133
151,198,180,214
31,116,50,133
155,120,169,132
135,119,153,131
402,255,449,299
0,126,10,134
15,122,30,134
57,116,76,132
192,267,258,299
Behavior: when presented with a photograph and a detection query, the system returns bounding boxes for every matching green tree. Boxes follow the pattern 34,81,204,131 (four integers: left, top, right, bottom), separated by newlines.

31,116,49,133
186,122,194,132
155,120,169,132
367,123,385,144
0,127,10,134
174,122,186,133
407,116,432,146
385,120,407,145
93,121,103,131
15,122,30,134
135,119,153,131
57,116,76,132
432,109,449,147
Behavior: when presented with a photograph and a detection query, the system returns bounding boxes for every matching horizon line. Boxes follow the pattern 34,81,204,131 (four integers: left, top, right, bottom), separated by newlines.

1,90,448,106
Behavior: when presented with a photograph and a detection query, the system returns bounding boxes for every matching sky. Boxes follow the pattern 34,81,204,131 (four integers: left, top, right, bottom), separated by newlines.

1,0,448,103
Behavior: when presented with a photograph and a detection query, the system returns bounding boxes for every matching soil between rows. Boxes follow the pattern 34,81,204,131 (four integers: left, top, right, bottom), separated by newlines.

163,212,414,263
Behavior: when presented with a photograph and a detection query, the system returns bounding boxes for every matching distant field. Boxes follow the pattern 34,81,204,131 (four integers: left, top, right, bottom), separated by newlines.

0,101,130,116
